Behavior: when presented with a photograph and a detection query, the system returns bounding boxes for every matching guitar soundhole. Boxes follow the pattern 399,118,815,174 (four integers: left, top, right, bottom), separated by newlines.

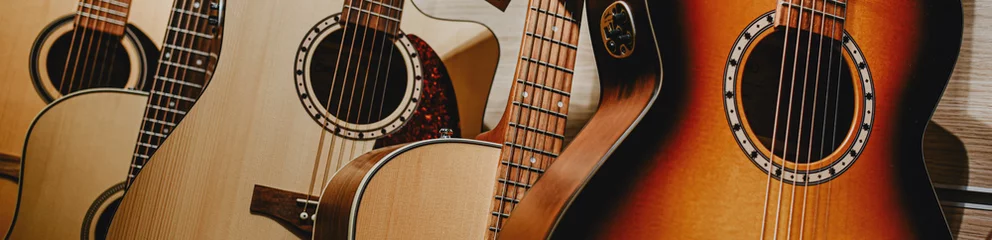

46,29,132,96
92,197,122,240
309,27,409,125
739,29,855,164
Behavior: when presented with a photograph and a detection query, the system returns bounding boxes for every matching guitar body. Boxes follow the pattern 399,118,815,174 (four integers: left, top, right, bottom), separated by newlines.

6,90,145,240
511,0,963,239
108,0,498,239
315,139,502,239
0,0,171,158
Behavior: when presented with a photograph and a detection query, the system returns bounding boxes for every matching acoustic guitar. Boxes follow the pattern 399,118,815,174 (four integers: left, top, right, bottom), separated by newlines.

107,0,499,239
0,0,170,236
502,0,964,239
0,0,171,159
313,0,582,238
5,0,225,239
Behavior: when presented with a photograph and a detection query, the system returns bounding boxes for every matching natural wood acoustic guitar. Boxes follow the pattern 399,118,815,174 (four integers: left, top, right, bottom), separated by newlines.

5,0,225,239
313,0,583,238
0,0,171,236
107,0,499,239
501,0,964,239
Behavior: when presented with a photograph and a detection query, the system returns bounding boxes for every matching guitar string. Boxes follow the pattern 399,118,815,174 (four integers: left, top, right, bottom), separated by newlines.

58,1,85,95
491,0,551,237
374,0,401,135
820,3,849,239
100,0,129,91
760,0,798,238
63,0,93,97
302,0,367,214
367,0,399,137
126,0,192,186
323,0,377,191
75,0,104,93
798,1,837,238
90,0,114,90
157,1,208,233
785,0,824,236
334,0,383,184
770,0,809,238
512,0,570,219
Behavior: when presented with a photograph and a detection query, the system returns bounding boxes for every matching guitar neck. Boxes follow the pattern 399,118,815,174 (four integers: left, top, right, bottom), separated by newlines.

774,0,847,41
340,0,405,35
75,0,133,36
127,0,222,187
487,0,582,236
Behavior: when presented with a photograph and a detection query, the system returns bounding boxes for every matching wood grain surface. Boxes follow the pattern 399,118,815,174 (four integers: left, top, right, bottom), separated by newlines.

414,0,992,239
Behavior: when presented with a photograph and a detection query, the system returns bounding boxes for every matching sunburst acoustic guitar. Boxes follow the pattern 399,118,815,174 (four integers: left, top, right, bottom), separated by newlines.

5,0,225,239
0,0,172,235
501,0,964,239
313,0,583,238
107,0,499,238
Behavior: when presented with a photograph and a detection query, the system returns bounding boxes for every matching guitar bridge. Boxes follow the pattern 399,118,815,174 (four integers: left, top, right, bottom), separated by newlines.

249,185,319,236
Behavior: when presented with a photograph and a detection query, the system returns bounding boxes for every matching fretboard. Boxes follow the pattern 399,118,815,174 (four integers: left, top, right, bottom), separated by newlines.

775,0,847,41
341,0,405,35
75,0,133,36
126,0,222,187
486,0,582,236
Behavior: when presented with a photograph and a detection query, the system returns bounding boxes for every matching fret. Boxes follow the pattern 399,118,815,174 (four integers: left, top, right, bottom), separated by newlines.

489,227,500,232
504,142,559,158
164,44,213,58
155,76,204,89
501,161,546,174
100,0,130,8
143,118,177,127
530,6,577,23
152,91,197,103
508,122,565,140
173,7,209,19
141,130,168,138
133,153,150,159
492,212,511,218
79,2,128,17
161,60,207,73
512,102,567,119
366,0,402,12
494,195,521,203
780,1,845,21
76,11,126,26
525,32,578,50
775,0,847,40
137,142,158,149
149,104,188,115
342,5,401,23
498,178,533,189
130,164,143,169
520,56,574,74
516,79,570,97
167,26,215,39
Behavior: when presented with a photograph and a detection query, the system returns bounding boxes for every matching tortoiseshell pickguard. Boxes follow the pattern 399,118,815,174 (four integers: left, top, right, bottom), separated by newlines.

375,34,461,148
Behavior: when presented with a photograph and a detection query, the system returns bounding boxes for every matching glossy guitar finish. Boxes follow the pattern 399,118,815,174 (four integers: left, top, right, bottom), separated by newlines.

506,0,963,239
107,0,498,239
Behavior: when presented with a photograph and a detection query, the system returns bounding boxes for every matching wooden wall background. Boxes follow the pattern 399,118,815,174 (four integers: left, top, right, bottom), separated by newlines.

414,0,992,238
